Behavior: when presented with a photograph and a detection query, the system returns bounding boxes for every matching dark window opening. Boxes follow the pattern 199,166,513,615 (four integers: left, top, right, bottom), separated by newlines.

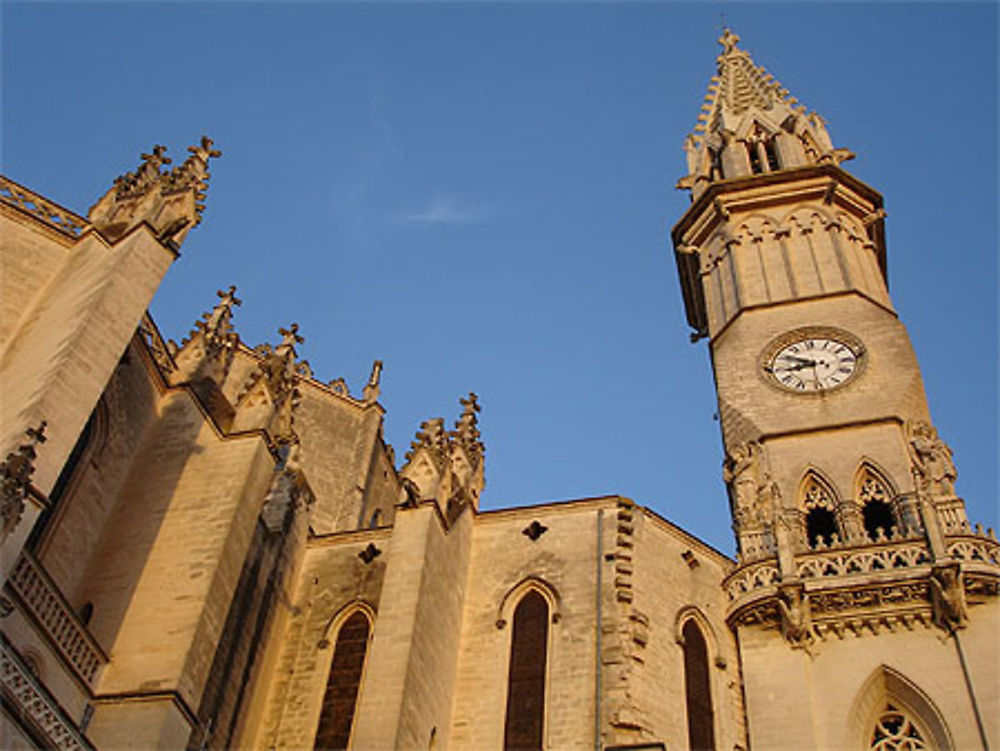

764,140,780,171
504,591,548,751
314,611,370,751
806,507,838,548
683,620,716,751
863,500,897,541
746,143,763,174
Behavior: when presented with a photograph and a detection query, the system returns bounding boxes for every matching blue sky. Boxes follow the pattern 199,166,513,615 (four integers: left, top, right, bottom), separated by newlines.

3,2,996,555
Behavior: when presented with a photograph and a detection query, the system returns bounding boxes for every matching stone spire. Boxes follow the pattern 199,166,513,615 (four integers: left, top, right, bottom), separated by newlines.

88,136,221,246
678,30,854,198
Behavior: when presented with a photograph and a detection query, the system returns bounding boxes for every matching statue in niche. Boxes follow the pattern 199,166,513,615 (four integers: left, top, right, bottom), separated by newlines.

724,441,763,527
907,421,957,497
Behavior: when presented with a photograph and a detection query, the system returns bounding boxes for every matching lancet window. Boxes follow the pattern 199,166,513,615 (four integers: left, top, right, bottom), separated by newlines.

870,703,928,750
503,590,548,751
682,620,716,751
801,473,840,548
314,610,371,751
744,124,780,174
858,467,897,541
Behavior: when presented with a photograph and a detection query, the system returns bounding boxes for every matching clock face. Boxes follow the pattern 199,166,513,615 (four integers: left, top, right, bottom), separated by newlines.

765,334,863,392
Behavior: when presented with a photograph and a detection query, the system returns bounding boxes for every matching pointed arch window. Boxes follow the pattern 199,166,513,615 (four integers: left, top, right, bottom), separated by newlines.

858,468,897,541
801,473,840,548
314,611,370,751
682,620,716,751
870,703,928,750
504,590,548,751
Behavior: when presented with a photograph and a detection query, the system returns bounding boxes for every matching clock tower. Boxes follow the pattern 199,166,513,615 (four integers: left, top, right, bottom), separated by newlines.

672,30,997,749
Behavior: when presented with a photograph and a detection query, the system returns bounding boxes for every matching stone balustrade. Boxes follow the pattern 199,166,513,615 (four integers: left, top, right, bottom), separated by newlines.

0,634,94,750
6,552,107,686
795,538,932,580
724,558,780,602
0,175,88,237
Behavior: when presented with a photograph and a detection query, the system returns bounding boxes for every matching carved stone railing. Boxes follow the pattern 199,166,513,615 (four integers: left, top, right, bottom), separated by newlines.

947,533,1000,566
0,175,88,237
0,634,95,750
724,558,780,602
139,312,177,376
935,498,971,534
6,552,107,686
796,538,932,580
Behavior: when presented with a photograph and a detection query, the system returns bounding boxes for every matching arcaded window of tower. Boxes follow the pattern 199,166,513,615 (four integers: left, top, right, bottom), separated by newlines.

858,469,897,540
682,620,716,751
314,611,370,751
801,472,842,547
504,590,548,751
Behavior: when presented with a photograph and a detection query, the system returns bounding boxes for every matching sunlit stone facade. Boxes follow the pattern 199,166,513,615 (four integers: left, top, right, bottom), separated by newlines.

1,32,996,751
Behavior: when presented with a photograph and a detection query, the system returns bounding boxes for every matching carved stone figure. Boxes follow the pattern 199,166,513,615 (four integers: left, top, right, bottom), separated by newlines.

930,564,967,632
723,441,762,526
777,583,813,648
907,421,957,497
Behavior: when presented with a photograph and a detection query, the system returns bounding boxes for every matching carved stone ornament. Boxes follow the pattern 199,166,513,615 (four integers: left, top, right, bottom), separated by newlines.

87,137,221,246
723,440,764,528
929,563,967,632
362,360,383,404
2,421,47,537
777,582,814,649
907,420,957,498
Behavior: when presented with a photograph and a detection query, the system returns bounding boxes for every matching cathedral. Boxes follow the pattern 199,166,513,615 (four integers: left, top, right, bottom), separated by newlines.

1,30,997,751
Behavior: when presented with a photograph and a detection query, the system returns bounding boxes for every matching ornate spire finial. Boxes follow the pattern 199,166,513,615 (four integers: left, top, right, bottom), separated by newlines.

719,27,740,54
195,284,242,356
451,392,484,464
88,136,221,247
2,421,47,537
363,359,383,403
277,323,304,354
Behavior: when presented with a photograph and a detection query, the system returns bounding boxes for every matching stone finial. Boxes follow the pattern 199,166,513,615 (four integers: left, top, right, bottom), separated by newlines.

2,421,47,537
450,392,484,464
405,418,449,466
276,323,304,357
718,27,740,54
363,360,383,403
88,136,221,246
195,284,242,354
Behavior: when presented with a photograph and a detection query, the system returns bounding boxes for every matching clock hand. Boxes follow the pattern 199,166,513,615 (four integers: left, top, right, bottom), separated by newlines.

781,355,818,366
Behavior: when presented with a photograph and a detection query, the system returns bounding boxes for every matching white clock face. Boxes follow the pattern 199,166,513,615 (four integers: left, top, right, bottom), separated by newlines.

768,336,861,392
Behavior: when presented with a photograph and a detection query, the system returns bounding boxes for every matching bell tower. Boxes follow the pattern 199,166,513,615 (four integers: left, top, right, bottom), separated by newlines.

672,31,998,750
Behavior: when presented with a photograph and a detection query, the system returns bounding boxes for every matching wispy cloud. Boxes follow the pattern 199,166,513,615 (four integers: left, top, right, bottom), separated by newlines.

399,191,495,226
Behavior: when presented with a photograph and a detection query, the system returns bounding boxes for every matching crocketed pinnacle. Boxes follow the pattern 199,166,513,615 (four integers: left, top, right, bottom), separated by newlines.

679,30,852,195
692,29,802,145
